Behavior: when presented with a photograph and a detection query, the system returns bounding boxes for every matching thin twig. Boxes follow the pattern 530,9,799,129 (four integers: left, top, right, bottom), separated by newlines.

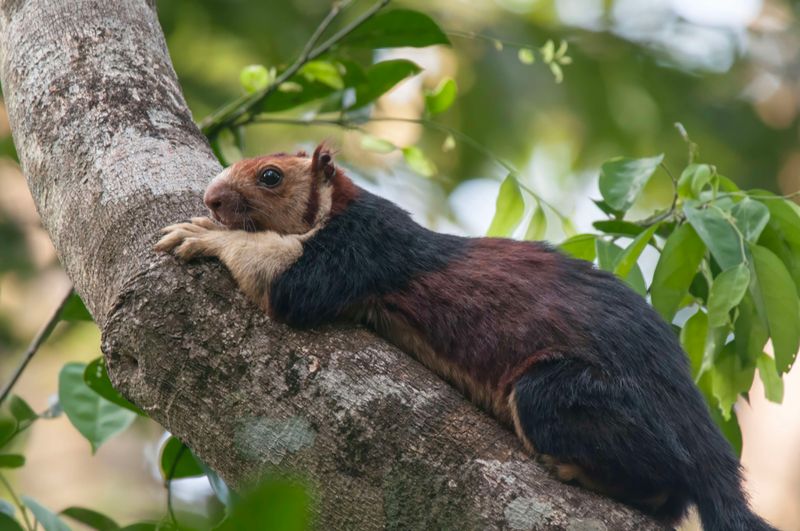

0,473,34,531
200,0,391,137
0,288,73,406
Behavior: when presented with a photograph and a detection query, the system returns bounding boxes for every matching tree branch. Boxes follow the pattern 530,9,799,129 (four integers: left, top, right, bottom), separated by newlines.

0,1,663,529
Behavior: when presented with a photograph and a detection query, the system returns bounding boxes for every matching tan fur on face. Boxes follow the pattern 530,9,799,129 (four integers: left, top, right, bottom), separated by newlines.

155,217,315,308
210,153,333,235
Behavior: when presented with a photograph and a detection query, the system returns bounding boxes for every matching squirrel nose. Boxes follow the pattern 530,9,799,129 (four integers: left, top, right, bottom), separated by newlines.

204,178,231,213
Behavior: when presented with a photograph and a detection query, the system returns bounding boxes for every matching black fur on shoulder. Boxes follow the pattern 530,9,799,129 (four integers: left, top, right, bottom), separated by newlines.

269,188,467,327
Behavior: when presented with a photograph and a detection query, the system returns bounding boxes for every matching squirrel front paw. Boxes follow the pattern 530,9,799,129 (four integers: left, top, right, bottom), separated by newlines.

154,217,224,260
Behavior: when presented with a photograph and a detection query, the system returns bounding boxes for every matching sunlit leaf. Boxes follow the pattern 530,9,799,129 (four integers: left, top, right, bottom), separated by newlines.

681,309,708,379
59,363,136,453
425,77,457,115
749,244,800,373
239,64,271,94
734,293,769,367
598,154,664,212
441,134,456,152
677,164,712,199
160,436,204,480
300,61,344,90
541,40,555,62
517,48,535,64
341,9,449,49
523,207,546,241
731,198,769,244
651,223,706,321
596,240,646,296
83,358,145,416
401,146,436,177
683,200,744,270
559,234,597,261
707,264,750,328
60,508,118,531
487,175,525,237
22,497,71,531
612,223,659,279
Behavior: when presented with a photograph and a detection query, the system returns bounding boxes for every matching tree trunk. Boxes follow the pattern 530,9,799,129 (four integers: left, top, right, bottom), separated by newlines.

0,1,664,529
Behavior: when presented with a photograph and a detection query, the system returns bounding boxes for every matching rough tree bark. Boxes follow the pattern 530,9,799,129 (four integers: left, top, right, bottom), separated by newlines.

0,1,664,529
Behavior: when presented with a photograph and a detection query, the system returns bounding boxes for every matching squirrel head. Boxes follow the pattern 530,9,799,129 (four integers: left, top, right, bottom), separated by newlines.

204,143,353,234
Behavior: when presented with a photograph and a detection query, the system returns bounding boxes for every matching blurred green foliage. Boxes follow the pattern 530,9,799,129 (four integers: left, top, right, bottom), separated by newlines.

2,0,800,529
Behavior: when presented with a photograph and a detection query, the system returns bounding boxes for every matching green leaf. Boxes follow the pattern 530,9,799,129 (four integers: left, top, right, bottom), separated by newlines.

683,201,745,270
58,363,136,453
117,524,157,531
749,244,800,373
596,240,646,296
401,146,436,177
160,437,204,480
711,344,755,420
359,135,396,154
261,76,336,113
677,164,712,199
352,60,421,110
734,293,769,366
0,513,23,531
60,508,118,531
0,455,24,468
425,77,457,115
592,220,645,237
341,9,449,49
22,497,72,531
598,154,664,212
8,396,37,426
612,223,659,279
559,234,596,261
517,48,535,64
757,354,783,403
83,358,145,416
486,175,525,237
651,224,706,321
217,479,311,531
0,417,17,447
756,195,800,296
239,64,271,94
60,293,92,322
707,264,751,328
523,207,546,241
300,61,344,90
681,310,708,378
731,198,770,244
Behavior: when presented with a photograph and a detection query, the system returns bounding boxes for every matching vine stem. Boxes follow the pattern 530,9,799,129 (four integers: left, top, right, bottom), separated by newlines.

0,473,34,531
199,0,391,137
250,114,572,223
0,288,73,406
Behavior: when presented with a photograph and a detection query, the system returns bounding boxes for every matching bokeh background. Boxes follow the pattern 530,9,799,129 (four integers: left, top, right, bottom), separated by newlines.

2,0,800,528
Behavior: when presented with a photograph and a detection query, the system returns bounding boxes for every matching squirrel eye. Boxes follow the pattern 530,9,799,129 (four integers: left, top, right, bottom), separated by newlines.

259,168,283,188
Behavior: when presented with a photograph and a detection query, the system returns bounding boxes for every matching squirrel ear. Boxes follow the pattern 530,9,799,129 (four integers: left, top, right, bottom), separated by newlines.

312,143,336,181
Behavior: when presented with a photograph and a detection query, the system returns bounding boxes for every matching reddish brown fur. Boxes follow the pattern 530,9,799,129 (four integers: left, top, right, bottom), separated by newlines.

374,238,574,420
